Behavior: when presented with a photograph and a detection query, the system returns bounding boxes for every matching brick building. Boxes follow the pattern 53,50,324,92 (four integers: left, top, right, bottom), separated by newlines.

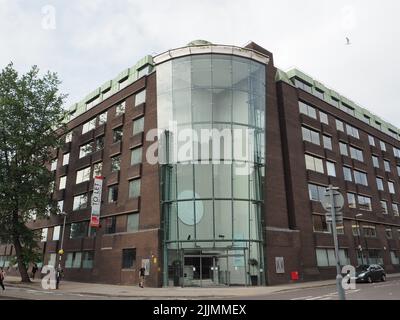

1,41,399,287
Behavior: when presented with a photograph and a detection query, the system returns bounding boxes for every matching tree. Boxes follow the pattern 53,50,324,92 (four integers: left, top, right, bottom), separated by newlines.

0,63,67,282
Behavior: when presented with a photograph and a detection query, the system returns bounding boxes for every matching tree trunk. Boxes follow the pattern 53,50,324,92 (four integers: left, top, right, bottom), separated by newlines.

13,236,31,283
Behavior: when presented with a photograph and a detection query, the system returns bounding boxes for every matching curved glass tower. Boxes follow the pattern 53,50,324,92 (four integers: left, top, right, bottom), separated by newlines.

155,44,267,286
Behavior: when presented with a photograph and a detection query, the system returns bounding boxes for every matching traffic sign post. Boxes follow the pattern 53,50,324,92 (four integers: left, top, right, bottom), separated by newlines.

321,185,346,301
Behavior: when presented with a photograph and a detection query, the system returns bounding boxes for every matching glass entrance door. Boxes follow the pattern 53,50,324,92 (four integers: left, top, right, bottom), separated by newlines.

182,249,247,287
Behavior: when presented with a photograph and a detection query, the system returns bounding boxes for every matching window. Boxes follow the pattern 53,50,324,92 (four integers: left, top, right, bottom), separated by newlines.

315,89,325,100
386,228,393,239
111,156,121,172
384,160,391,172
76,167,91,184
127,214,139,233
326,161,336,177
368,135,375,146
82,251,94,269
65,132,72,143
137,64,151,78
336,120,344,132
131,147,142,166
352,224,361,236
350,146,364,162
93,162,102,178
65,252,82,268
341,103,355,115
108,185,118,203
52,226,60,241
294,79,312,93
132,117,144,135
388,181,395,194
319,111,328,125
135,90,146,106
343,167,352,182
57,200,64,213
312,215,329,233
393,147,400,158
347,193,356,208
72,194,88,211
392,203,400,217
305,154,324,173
308,184,327,202
115,101,126,116
122,248,136,269
358,195,372,211
363,115,371,124
302,127,320,145
346,124,359,139
331,98,340,108
380,141,386,151
62,153,70,166
354,170,368,186
339,142,348,156
70,222,88,239
129,179,141,199
105,216,116,234
79,143,93,158
323,136,332,150
363,225,377,238
113,127,123,143
59,176,67,190
95,136,104,151
390,251,400,265
372,156,379,168
299,101,316,119
98,111,107,125
397,166,400,176
82,118,96,134
48,253,56,267
316,248,349,267
376,177,384,191
41,228,48,242
51,159,57,171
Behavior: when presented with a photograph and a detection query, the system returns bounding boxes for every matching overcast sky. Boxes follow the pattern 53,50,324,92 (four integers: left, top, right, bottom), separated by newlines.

1,0,399,126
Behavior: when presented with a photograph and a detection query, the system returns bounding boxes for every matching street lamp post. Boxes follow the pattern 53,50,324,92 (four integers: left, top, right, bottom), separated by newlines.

355,214,364,265
58,212,67,270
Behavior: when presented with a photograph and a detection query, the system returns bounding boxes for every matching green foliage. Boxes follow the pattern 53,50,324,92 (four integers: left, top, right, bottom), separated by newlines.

0,62,67,269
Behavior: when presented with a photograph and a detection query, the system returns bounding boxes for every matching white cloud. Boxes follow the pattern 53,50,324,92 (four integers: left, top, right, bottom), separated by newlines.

0,0,399,126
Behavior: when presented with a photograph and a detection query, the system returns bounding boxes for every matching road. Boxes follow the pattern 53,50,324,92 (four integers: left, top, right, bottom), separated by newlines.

1,276,400,300
237,276,400,300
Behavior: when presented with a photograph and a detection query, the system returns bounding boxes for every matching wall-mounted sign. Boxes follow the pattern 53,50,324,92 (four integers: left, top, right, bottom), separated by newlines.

90,176,103,228
275,257,285,274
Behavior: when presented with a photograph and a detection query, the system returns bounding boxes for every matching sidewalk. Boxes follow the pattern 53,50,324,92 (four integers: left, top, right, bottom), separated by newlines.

4,273,400,299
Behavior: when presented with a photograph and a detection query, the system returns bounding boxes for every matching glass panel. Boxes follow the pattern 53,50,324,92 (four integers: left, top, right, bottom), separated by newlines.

233,162,249,199
194,200,213,243
232,90,249,125
214,200,232,246
177,164,194,200
213,89,232,123
212,55,232,89
213,164,232,198
194,164,212,199
233,201,249,243
192,89,212,123
191,55,211,88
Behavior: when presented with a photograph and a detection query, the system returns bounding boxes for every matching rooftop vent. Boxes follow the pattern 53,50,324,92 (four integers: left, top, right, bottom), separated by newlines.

187,40,213,46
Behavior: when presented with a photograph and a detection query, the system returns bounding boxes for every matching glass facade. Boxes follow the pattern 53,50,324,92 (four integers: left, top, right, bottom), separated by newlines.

156,53,266,287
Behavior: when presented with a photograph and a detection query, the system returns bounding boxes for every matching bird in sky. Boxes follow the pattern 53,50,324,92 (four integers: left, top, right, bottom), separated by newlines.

346,37,351,45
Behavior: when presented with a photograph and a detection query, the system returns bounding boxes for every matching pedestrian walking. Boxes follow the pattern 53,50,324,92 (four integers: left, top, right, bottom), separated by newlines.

56,267,63,289
139,266,146,288
0,267,5,291
31,263,38,279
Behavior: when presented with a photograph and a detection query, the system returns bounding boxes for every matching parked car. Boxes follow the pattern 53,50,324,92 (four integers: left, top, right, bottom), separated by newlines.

355,264,386,283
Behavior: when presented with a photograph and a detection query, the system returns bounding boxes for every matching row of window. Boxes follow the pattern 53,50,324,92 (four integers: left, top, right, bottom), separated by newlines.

299,100,400,158
40,213,140,242
308,183,399,217
56,146,142,191
312,214,400,239
302,125,400,178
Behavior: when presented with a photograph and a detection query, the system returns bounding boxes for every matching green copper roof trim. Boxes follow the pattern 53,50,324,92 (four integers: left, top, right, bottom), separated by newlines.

276,68,400,139
67,55,154,121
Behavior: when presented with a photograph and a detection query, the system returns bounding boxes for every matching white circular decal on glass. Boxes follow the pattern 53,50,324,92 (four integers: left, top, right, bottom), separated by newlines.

177,190,204,225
